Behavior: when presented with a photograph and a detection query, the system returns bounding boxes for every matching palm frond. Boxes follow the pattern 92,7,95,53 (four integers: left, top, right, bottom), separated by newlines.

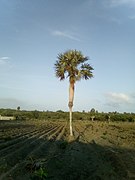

54,50,94,82
54,60,66,80
80,63,94,80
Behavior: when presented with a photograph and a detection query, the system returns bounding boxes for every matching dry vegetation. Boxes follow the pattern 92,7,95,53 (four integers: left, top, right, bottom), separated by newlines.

0,120,135,180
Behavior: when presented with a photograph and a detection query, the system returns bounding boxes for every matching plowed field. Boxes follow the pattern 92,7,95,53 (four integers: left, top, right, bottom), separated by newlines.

0,120,135,180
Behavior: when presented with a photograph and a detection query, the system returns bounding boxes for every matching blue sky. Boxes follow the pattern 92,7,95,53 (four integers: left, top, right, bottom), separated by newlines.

0,0,135,112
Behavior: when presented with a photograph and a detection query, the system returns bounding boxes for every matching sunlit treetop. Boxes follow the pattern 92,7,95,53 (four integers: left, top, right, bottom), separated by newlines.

54,49,94,83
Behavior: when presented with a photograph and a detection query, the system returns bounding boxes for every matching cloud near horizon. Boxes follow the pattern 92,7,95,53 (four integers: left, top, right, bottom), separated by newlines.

51,30,80,41
105,92,132,108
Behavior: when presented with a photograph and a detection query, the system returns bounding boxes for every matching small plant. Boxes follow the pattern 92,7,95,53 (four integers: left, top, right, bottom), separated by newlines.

25,156,44,173
25,156,48,179
25,156,36,173
34,167,48,179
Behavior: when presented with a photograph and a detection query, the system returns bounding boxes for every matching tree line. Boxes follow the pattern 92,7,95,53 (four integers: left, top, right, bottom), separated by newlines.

0,108,135,122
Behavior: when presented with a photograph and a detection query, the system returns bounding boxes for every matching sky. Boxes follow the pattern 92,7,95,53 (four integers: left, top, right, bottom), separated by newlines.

0,0,135,113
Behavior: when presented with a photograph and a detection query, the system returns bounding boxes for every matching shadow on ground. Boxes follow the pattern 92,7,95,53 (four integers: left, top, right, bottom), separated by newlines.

1,138,134,180
45,139,135,180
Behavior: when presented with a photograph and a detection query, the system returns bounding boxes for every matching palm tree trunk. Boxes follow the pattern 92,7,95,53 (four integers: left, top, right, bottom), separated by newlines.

69,107,73,136
68,81,74,136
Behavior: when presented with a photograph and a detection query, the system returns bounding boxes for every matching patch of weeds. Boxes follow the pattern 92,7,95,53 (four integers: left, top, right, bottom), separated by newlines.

25,156,35,172
25,156,44,173
34,167,48,179
25,156,48,179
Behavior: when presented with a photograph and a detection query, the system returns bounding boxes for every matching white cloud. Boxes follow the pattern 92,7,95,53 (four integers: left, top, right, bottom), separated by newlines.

105,92,132,108
0,57,10,60
107,92,130,102
51,30,80,41
0,56,10,65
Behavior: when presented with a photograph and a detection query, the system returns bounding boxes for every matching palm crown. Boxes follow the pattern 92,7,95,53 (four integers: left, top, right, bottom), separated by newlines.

55,50,94,83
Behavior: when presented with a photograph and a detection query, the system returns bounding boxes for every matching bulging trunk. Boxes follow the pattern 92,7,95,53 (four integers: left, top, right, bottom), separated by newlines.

68,81,74,136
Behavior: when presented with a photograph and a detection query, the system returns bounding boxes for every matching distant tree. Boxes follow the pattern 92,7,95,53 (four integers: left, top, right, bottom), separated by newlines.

90,108,96,113
17,106,20,111
54,49,94,136
56,110,64,113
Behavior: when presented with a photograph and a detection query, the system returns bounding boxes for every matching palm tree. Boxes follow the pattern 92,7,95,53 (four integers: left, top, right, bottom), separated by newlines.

54,50,94,136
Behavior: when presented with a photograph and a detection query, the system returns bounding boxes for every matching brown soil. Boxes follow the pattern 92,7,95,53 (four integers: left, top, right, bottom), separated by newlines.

0,120,135,180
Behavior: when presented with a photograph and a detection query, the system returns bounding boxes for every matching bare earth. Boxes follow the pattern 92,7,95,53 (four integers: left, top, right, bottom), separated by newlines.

0,120,135,180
